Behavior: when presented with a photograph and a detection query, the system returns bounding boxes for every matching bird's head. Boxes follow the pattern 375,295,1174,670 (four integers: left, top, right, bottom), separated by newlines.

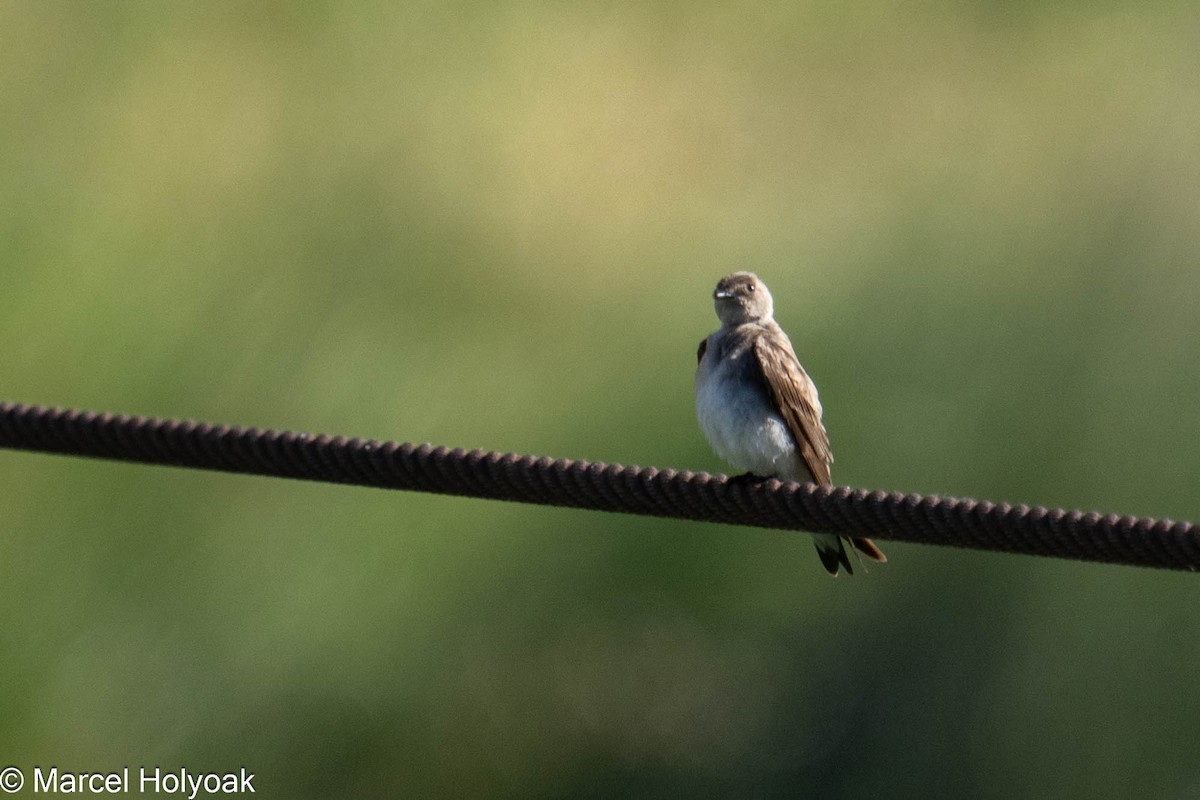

713,271,773,325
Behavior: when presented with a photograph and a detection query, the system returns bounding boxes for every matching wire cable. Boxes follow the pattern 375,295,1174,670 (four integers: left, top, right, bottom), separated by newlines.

1,401,1196,571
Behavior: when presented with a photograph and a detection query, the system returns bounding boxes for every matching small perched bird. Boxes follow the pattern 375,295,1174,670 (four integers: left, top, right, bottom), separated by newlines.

695,272,886,575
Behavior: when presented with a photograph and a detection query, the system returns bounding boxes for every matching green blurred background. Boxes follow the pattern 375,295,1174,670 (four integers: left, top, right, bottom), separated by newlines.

2,2,1200,797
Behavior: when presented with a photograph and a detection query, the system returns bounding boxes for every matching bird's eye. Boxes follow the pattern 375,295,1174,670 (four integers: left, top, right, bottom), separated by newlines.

747,284,756,292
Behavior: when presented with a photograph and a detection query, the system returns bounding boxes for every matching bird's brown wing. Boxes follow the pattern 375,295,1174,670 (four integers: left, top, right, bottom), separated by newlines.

752,329,833,484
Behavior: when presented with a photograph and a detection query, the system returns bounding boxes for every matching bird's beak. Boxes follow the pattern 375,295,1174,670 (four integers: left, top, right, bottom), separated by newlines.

714,290,731,299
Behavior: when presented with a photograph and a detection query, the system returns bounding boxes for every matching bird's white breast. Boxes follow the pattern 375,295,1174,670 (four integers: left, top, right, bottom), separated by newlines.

695,334,803,480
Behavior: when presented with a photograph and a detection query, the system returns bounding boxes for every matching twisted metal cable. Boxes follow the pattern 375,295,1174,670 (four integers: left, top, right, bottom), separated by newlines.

1,401,1197,571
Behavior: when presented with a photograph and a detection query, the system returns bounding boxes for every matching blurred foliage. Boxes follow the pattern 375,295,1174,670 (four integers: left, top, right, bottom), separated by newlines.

2,1,1200,797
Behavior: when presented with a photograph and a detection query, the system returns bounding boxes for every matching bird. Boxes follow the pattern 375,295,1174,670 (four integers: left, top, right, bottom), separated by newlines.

694,271,886,575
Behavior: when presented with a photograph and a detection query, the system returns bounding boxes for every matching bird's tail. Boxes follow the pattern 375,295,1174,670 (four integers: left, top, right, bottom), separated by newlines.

813,534,888,577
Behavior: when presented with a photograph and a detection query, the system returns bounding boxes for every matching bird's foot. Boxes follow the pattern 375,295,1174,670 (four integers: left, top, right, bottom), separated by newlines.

727,471,767,486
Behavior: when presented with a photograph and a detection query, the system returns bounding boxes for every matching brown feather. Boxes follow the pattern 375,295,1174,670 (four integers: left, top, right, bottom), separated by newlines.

752,328,832,484
852,537,887,562
752,325,888,569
